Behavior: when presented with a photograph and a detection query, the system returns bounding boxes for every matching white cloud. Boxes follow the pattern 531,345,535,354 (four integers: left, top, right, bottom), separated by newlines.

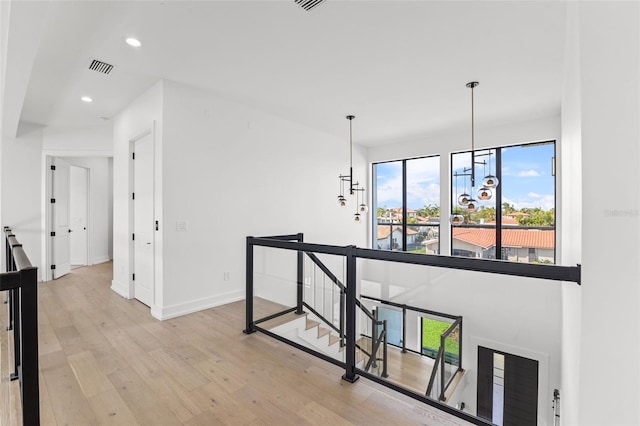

527,192,541,198
518,170,541,177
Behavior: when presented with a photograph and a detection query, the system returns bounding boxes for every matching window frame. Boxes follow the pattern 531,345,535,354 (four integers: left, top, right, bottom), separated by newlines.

450,140,556,263
372,154,441,253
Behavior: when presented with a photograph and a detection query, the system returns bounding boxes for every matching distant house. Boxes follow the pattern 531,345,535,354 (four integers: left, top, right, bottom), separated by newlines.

452,227,554,262
377,225,418,250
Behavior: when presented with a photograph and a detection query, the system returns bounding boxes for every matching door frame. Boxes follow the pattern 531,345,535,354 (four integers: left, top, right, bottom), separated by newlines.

470,337,550,425
69,164,90,266
42,150,112,282
129,128,155,306
127,126,162,313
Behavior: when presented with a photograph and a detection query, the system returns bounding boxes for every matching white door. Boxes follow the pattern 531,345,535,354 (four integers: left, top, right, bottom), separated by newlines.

133,134,154,306
52,159,71,279
70,166,89,266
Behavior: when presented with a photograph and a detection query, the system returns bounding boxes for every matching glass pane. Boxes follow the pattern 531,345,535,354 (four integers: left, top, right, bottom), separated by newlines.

500,142,555,263
374,161,403,250
377,306,402,347
406,156,440,254
451,149,497,259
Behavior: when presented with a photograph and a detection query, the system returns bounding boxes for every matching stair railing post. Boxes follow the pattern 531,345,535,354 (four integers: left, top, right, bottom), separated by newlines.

296,233,304,315
19,266,40,426
341,245,359,383
382,319,389,378
401,305,407,353
339,289,345,347
243,236,256,334
439,333,446,401
372,308,378,369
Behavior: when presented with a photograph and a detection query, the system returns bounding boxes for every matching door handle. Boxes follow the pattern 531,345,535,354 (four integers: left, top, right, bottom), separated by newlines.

68,229,72,233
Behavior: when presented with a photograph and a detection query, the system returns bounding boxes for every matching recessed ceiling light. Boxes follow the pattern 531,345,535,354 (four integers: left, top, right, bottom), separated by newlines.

125,37,141,47
81,96,93,103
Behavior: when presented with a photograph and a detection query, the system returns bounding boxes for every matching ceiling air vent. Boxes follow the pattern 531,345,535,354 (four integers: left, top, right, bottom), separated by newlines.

88,59,114,75
294,0,326,12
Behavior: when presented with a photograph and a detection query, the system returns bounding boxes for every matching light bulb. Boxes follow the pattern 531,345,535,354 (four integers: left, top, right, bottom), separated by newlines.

477,187,492,201
338,195,348,207
458,193,471,206
359,203,369,213
354,213,361,222
482,175,499,189
467,199,478,213
450,214,464,226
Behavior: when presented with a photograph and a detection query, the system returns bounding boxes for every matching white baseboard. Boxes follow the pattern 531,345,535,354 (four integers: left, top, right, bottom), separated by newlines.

111,279,132,299
91,255,111,265
151,290,245,321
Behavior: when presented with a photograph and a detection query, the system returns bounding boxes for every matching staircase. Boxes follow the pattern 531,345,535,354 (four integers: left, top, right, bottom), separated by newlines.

261,311,364,367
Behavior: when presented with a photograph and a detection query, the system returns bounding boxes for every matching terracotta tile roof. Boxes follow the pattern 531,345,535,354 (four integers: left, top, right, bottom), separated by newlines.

377,225,418,240
486,218,519,226
453,228,554,249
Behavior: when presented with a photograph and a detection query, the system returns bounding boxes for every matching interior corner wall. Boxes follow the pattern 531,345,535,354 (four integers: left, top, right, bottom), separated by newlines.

578,2,640,425
157,79,366,319
112,80,163,302
1,122,44,279
559,2,583,425
58,156,113,265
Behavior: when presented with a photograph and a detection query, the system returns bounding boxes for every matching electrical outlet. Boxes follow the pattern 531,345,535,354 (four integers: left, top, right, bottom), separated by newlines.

176,221,188,232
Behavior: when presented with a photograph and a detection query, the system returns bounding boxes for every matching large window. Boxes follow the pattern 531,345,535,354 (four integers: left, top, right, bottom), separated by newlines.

373,156,440,253
451,141,555,263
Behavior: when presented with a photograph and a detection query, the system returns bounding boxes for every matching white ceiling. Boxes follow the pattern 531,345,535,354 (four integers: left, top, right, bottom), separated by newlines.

16,0,567,146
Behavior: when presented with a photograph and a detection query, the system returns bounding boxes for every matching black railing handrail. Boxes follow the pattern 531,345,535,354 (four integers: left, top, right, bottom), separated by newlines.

252,235,580,283
360,294,461,321
2,227,40,425
425,345,445,398
305,252,346,292
355,247,580,284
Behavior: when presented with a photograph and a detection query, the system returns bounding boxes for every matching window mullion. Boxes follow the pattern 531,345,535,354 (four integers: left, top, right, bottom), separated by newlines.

495,149,503,259
402,159,407,251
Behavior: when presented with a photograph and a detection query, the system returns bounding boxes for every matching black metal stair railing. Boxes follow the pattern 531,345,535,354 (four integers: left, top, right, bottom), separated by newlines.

244,232,580,426
1,227,40,425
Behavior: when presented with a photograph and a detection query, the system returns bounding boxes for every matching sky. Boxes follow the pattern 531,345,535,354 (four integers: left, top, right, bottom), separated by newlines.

374,142,555,211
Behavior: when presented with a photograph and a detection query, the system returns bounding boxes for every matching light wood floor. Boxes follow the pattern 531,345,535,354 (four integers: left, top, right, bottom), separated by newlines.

1,262,472,425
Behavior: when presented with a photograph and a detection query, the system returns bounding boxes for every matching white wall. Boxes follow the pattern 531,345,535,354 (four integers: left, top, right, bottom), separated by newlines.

59,156,113,265
43,124,112,155
578,2,640,425
156,79,366,319
1,123,44,279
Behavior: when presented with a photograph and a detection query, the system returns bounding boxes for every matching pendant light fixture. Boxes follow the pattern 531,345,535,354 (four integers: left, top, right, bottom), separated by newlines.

337,115,367,222
450,172,465,226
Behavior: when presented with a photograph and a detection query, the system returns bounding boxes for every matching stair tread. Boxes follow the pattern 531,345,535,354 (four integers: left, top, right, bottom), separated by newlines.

317,327,331,338
305,319,320,330
328,335,341,346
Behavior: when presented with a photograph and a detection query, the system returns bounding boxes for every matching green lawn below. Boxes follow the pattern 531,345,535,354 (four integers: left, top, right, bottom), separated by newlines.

421,318,460,359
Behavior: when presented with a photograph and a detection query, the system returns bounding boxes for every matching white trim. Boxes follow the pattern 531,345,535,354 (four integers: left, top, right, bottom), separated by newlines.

91,255,111,265
150,290,244,321
111,279,132,299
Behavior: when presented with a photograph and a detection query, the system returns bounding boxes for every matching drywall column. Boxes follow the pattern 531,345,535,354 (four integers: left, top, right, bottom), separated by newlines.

578,2,640,425
558,2,582,424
